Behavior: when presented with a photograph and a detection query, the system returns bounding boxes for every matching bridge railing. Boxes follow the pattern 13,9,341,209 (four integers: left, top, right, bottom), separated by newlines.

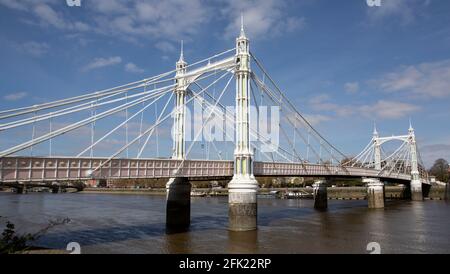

0,156,411,183
0,156,234,182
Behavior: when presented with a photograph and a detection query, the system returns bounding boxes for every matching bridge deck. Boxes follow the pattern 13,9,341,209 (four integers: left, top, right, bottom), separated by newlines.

0,156,415,183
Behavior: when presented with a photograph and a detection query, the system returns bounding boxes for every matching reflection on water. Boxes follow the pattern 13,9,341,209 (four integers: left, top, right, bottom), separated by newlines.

0,193,449,254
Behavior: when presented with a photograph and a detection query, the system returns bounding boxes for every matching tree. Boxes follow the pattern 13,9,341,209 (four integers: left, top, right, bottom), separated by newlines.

429,159,450,183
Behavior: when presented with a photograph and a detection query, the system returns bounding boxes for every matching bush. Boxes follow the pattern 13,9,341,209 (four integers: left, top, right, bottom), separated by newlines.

0,216,70,254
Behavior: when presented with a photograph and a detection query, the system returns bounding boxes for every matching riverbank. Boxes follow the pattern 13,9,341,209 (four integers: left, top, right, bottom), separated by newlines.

80,185,449,200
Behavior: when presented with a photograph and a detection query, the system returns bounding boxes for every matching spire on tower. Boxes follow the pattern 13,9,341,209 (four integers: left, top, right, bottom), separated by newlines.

373,121,378,136
178,40,185,63
409,118,414,133
239,13,246,38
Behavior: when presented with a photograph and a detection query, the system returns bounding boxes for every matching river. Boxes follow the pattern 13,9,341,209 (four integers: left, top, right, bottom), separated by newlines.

0,192,449,254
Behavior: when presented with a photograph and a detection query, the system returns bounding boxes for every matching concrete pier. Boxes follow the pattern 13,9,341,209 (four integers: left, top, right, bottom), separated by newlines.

52,186,62,194
17,185,27,194
228,176,258,231
410,179,423,201
313,180,328,210
166,177,191,231
365,178,385,209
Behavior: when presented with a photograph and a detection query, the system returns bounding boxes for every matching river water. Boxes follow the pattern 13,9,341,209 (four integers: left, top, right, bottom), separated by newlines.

0,192,449,254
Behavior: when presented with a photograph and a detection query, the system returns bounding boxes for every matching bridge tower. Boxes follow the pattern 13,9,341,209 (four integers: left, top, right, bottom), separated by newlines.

173,41,187,160
228,16,259,231
373,124,382,170
166,42,191,231
408,122,422,201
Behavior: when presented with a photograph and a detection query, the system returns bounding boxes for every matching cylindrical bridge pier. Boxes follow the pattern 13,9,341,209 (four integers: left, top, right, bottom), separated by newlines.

166,177,191,231
313,180,328,210
364,178,385,209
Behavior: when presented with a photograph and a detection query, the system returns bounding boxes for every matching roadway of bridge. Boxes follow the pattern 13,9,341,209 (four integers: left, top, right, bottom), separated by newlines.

0,156,415,183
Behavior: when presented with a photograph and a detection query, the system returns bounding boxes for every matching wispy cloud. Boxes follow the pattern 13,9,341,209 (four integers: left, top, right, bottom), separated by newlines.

89,0,209,42
155,41,177,53
82,56,122,72
359,100,420,119
18,41,49,57
125,62,145,74
222,0,306,39
309,94,420,120
303,114,331,126
3,92,28,101
376,59,450,98
0,0,302,51
366,0,430,25
344,82,359,94
0,1,90,31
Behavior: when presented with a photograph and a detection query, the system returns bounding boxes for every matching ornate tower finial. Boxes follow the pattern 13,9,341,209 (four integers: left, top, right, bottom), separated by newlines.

178,40,184,62
373,121,378,137
240,12,246,38
409,118,414,133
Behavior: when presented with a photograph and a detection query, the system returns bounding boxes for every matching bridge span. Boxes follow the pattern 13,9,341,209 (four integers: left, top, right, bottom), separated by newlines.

0,156,413,183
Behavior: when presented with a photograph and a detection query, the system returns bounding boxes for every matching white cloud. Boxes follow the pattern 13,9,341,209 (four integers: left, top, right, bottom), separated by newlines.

3,92,28,101
82,56,122,72
125,62,145,73
15,2,90,31
19,41,49,57
33,3,66,29
1,0,303,51
344,82,359,94
0,0,29,11
359,100,420,119
377,59,450,98
89,0,209,41
303,114,331,126
222,0,305,39
367,0,428,25
309,95,420,120
155,41,176,53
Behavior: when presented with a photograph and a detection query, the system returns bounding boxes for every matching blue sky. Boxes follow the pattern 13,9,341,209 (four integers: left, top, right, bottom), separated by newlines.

0,0,449,167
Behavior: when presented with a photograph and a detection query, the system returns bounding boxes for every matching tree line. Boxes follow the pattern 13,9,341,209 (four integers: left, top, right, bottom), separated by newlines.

429,158,450,183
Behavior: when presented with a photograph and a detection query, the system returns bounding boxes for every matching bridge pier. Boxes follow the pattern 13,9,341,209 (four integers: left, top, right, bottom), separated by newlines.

51,186,62,194
313,180,328,210
410,179,423,201
166,177,191,231
228,176,258,232
16,184,27,194
364,178,385,209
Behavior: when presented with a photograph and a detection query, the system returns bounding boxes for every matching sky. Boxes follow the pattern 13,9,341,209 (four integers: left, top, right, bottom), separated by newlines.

0,0,449,167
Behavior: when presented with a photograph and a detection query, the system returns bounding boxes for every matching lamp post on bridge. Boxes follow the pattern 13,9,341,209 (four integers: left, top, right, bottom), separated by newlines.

227,16,259,231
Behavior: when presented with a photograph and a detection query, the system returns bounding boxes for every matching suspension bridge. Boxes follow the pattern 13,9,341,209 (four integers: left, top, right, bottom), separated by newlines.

0,18,430,231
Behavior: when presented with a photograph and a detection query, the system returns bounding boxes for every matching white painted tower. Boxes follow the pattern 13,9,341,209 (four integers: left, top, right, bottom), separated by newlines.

166,42,191,231
408,121,422,201
228,15,259,231
373,124,382,170
173,41,187,160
